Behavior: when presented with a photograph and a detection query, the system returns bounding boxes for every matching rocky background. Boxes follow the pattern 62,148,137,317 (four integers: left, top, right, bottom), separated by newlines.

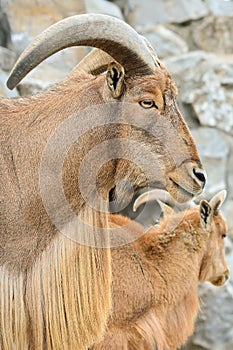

0,0,233,349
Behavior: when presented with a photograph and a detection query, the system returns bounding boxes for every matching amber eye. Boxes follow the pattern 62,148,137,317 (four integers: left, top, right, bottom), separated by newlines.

139,100,158,109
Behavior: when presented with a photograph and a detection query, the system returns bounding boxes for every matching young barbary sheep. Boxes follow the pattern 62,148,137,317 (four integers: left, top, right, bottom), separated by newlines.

91,190,230,350
1,14,206,349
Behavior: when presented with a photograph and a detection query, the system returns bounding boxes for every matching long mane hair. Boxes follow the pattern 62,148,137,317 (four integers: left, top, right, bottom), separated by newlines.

0,205,111,350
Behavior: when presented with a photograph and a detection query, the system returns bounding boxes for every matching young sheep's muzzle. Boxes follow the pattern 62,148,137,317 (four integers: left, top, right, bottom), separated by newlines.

210,269,230,286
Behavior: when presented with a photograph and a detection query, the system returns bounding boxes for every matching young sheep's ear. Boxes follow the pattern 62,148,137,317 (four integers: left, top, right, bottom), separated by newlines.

209,190,227,216
199,200,212,229
106,62,125,98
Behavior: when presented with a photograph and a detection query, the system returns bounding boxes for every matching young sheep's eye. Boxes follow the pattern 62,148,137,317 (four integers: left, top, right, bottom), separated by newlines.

139,100,158,109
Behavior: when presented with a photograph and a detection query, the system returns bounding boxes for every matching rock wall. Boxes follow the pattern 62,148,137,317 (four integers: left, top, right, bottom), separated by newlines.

1,0,233,349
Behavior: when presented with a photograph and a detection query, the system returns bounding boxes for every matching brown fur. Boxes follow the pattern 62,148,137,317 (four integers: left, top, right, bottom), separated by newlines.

91,201,229,350
1,58,204,348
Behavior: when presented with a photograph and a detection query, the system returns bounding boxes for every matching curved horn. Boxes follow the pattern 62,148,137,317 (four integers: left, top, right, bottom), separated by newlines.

209,190,227,215
73,48,114,76
7,14,155,90
74,36,160,76
133,189,195,212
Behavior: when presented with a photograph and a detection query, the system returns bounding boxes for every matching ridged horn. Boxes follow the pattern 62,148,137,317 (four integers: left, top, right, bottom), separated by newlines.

7,14,155,90
73,48,114,76
74,36,160,76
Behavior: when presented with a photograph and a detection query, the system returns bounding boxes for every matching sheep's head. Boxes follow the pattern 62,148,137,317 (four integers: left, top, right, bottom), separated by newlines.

105,64,206,208
7,14,206,213
199,190,230,286
133,189,230,287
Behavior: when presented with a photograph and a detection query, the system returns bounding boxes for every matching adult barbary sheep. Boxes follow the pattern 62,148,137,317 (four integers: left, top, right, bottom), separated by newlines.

0,14,206,349
91,190,230,350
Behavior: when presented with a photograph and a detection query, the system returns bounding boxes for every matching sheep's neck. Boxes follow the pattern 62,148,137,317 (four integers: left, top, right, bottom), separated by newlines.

133,211,205,349
136,210,206,304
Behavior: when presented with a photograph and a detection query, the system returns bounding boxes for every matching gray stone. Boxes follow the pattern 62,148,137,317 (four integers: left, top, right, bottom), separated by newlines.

164,51,213,78
16,79,51,97
193,16,233,54
14,59,73,96
0,46,16,71
85,0,124,18
165,53,233,135
222,200,233,241
191,128,228,196
185,271,233,350
11,32,31,55
130,0,209,28
6,0,85,38
177,101,200,130
141,24,188,58
191,69,233,133
0,68,19,98
0,1,12,49
109,0,135,20
206,0,233,16
214,60,233,86
183,234,233,350
193,66,233,134
221,133,233,201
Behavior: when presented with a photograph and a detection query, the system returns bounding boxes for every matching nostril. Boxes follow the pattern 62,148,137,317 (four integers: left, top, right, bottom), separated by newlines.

193,168,206,186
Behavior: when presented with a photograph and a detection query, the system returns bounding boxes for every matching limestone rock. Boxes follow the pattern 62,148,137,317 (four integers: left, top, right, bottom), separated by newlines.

206,0,233,17
14,59,74,96
183,237,233,350
141,24,188,58
191,68,233,134
165,52,233,135
110,0,135,20
5,0,86,67
0,68,19,98
130,0,209,28
164,51,213,78
184,271,233,350
5,0,85,37
223,200,233,241
220,133,233,201
16,80,51,97
85,0,124,19
0,3,12,48
0,46,17,71
193,16,233,54
191,128,228,196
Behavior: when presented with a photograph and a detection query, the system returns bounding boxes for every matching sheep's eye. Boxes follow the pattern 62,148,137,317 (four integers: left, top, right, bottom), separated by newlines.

139,100,158,109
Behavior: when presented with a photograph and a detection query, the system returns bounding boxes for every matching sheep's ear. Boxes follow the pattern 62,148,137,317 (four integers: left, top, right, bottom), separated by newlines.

199,200,212,229
209,190,227,216
106,62,125,98
157,200,174,217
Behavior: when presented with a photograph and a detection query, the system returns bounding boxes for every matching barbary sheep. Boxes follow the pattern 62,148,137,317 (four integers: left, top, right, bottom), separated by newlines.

0,14,206,349
91,190,229,350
